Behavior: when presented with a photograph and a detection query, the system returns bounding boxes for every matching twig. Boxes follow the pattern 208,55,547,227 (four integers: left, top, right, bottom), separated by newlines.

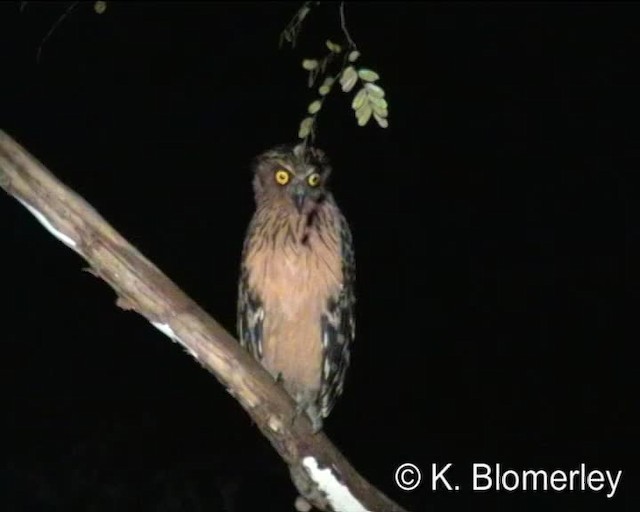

36,1,80,63
0,130,409,512
280,1,315,48
339,2,357,50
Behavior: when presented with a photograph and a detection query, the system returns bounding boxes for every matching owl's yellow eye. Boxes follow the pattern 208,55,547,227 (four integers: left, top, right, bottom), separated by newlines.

274,170,290,186
307,173,321,187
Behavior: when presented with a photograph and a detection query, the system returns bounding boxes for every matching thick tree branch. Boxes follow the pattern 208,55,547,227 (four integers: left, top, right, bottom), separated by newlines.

0,130,409,512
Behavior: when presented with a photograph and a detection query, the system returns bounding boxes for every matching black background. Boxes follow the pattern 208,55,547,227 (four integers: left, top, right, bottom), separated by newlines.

1,2,637,511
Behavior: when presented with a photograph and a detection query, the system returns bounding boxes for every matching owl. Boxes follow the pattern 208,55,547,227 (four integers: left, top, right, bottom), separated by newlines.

237,143,355,432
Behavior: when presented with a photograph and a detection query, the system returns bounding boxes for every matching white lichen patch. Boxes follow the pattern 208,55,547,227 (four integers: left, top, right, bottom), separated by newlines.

267,415,283,433
151,321,177,339
151,321,199,360
16,197,78,249
302,457,371,512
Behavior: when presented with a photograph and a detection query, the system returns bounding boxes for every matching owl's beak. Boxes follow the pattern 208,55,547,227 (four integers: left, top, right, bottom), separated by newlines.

292,186,306,213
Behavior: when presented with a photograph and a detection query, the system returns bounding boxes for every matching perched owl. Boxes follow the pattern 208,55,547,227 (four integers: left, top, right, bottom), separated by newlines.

237,143,355,432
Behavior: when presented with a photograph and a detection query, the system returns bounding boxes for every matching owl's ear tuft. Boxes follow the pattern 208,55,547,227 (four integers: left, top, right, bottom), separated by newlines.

310,147,326,160
303,146,331,174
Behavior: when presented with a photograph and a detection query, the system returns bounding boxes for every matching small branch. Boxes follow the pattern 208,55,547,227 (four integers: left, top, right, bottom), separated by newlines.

36,1,80,63
339,2,357,50
280,1,315,48
0,130,409,512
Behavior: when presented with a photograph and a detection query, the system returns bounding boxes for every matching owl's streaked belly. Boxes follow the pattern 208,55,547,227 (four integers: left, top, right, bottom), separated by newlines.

245,223,342,398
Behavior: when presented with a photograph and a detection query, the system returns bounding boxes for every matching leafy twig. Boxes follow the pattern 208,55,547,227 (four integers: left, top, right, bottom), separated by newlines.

282,2,390,144
279,1,316,48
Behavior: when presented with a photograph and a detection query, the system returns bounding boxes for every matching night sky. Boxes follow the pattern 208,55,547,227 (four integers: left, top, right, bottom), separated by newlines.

1,2,637,511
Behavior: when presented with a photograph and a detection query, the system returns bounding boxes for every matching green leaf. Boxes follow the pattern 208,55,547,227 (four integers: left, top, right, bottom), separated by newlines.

364,83,385,97
351,88,368,110
302,59,319,70
326,39,342,53
340,66,358,92
373,113,389,128
322,76,334,87
308,100,322,114
358,68,380,82
318,77,334,96
298,117,314,139
298,5,310,21
368,95,388,110
371,103,388,118
348,50,361,62
355,103,372,126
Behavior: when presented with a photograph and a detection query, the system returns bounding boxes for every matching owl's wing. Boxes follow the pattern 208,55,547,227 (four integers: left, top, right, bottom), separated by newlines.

319,213,356,418
237,267,264,360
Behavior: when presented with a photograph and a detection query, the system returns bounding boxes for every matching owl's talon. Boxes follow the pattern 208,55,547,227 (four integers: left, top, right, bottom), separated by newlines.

291,393,323,433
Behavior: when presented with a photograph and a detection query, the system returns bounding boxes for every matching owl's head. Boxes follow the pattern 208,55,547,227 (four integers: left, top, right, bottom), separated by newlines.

252,144,332,213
